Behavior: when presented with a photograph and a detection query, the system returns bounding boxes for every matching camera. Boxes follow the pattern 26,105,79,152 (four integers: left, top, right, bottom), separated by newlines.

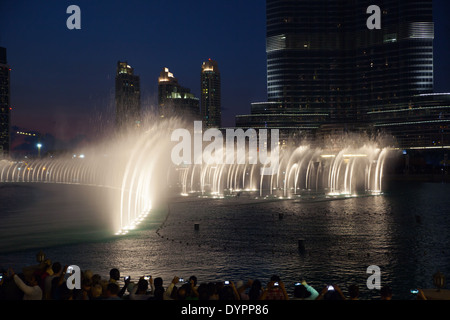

144,276,151,281
66,266,73,274
179,278,184,283
327,285,335,291
410,289,419,294
224,280,230,285
274,282,279,287
124,276,130,281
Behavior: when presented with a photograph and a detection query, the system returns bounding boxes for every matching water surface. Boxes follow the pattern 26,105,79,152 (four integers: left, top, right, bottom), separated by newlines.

0,181,449,300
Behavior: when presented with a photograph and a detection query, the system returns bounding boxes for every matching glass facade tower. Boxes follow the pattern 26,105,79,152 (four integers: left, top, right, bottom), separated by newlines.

0,47,10,158
158,67,200,120
201,59,221,129
115,61,141,131
236,0,448,148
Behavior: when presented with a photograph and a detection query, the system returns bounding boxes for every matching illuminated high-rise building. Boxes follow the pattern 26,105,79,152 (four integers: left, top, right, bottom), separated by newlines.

115,61,141,130
0,47,10,158
235,0,449,148
158,67,200,119
201,59,221,129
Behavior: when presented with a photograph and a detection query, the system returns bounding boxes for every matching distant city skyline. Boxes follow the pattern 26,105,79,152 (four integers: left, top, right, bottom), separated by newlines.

0,0,449,150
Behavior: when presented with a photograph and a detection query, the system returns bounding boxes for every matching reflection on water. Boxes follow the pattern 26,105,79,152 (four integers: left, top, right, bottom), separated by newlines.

0,181,449,299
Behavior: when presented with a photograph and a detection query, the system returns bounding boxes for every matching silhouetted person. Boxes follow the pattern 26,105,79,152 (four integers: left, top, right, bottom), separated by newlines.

292,280,319,300
348,284,360,300
109,268,120,283
248,279,263,300
380,286,393,300
10,268,42,300
104,282,121,300
261,275,289,300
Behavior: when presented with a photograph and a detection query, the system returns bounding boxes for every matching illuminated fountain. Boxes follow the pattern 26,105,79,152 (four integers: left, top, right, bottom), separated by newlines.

0,116,391,236
0,118,176,235
176,143,389,198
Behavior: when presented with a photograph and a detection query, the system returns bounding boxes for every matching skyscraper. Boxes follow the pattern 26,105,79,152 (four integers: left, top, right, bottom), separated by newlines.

158,67,200,120
0,47,10,158
236,0,449,148
201,59,221,129
115,61,141,130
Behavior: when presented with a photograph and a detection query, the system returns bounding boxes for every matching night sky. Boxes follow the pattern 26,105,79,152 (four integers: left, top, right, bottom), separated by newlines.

0,0,449,149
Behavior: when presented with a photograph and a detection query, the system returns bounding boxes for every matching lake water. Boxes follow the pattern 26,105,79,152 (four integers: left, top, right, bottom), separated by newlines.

1,180,449,300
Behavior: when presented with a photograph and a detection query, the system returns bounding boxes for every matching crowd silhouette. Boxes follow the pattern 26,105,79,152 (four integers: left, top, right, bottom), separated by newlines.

0,255,403,301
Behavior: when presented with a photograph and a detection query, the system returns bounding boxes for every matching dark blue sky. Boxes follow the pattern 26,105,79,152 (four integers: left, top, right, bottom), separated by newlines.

0,0,449,143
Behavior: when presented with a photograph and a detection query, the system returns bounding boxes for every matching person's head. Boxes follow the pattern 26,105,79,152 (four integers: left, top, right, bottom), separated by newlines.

176,286,187,300
250,279,262,290
82,278,92,292
197,283,210,300
52,262,62,274
109,268,120,281
137,278,149,293
154,277,163,288
181,283,192,296
189,275,197,286
91,274,102,285
219,285,236,300
106,283,120,297
83,270,93,281
249,280,262,300
380,286,392,300
348,284,359,300
293,284,311,299
215,281,224,292
91,283,103,298
206,282,218,299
